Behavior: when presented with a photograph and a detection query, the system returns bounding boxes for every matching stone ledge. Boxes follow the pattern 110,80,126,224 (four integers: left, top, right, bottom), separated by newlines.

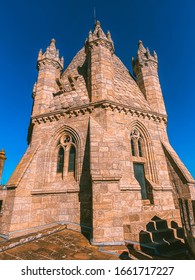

31,100,168,125
91,175,121,183
31,188,79,195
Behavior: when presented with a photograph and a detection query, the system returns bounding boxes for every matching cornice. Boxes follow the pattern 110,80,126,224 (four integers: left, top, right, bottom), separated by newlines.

37,58,63,71
31,100,168,125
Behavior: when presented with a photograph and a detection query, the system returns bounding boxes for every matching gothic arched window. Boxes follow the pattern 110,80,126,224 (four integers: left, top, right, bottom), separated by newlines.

56,133,76,178
131,139,136,156
57,146,64,173
138,139,143,157
68,145,76,172
130,128,153,203
130,129,144,158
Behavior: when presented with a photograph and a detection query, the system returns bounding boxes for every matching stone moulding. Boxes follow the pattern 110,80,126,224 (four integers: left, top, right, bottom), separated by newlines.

91,175,122,183
31,189,79,195
161,140,195,185
31,100,168,125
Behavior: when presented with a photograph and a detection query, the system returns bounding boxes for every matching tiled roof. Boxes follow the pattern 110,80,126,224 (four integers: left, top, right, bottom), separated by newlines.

52,48,151,111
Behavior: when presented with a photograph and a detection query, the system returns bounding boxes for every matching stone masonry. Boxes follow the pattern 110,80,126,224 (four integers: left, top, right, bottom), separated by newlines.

0,21,194,246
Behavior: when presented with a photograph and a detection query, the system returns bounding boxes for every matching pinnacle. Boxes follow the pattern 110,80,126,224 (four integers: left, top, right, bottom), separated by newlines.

136,40,157,63
93,19,107,40
138,40,146,53
51,38,56,44
37,38,64,70
86,20,114,53
95,20,101,27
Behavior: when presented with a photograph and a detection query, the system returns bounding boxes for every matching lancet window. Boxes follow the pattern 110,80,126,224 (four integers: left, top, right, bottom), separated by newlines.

130,129,144,158
130,128,153,203
57,133,76,178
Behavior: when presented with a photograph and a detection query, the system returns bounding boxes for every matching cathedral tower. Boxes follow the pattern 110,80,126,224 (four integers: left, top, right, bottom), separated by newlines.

0,21,194,249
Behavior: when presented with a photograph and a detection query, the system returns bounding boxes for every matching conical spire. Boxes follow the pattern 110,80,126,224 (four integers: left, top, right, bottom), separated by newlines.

135,40,158,65
93,20,108,40
85,20,114,53
37,38,64,70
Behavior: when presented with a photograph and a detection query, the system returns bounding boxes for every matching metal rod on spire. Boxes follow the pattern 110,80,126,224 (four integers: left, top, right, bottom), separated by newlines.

93,6,97,25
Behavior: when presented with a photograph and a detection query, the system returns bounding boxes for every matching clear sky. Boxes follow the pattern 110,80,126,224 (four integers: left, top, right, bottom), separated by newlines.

0,0,194,183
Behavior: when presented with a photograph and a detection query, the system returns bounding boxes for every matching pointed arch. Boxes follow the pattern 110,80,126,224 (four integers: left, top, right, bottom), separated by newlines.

57,146,65,173
128,120,158,184
40,125,81,184
68,145,76,173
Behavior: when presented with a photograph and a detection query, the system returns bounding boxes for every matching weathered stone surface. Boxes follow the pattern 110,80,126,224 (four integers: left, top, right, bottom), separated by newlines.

0,226,118,260
0,21,194,247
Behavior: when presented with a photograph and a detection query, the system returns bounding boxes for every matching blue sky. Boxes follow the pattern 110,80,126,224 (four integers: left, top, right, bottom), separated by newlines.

0,0,194,183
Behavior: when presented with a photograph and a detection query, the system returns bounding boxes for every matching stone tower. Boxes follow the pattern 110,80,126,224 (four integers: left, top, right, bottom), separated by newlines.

0,21,194,246
0,149,6,185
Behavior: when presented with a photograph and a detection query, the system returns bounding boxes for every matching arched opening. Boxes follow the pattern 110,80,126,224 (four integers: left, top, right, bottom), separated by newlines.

130,127,154,203
68,145,76,173
131,139,136,156
57,146,64,173
56,132,77,180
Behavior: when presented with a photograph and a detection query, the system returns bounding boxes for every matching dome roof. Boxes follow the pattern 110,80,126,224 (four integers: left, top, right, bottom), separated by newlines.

52,47,151,111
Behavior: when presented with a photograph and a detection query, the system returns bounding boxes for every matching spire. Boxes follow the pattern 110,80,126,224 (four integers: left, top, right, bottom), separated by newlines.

85,20,114,53
134,40,158,66
93,20,108,40
132,40,166,115
37,38,64,70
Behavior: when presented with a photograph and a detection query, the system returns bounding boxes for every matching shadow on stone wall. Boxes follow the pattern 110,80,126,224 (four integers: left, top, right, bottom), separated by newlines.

0,187,16,237
79,122,92,241
138,216,188,259
179,198,195,258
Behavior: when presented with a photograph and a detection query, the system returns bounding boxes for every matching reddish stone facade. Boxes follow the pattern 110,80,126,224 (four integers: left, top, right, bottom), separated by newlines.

0,21,194,245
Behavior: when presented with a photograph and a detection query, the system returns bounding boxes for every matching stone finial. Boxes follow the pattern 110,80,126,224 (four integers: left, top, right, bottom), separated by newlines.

60,56,64,67
50,38,56,46
88,30,93,42
93,20,107,40
138,40,146,53
106,31,111,40
37,49,42,61
153,50,158,62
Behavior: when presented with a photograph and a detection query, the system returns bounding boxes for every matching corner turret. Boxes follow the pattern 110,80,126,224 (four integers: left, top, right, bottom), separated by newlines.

0,149,6,185
32,39,64,116
132,40,167,116
85,21,114,102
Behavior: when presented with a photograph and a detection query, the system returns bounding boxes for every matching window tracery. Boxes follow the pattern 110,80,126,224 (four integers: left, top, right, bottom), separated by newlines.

130,128,153,203
130,129,144,158
57,132,76,178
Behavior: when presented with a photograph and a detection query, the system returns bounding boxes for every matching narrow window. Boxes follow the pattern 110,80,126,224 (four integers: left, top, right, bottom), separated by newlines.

68,145,76,172
0,200,3,213
138,139,143,157
57,147,64,173
133,163,148,200
131,139,136,156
